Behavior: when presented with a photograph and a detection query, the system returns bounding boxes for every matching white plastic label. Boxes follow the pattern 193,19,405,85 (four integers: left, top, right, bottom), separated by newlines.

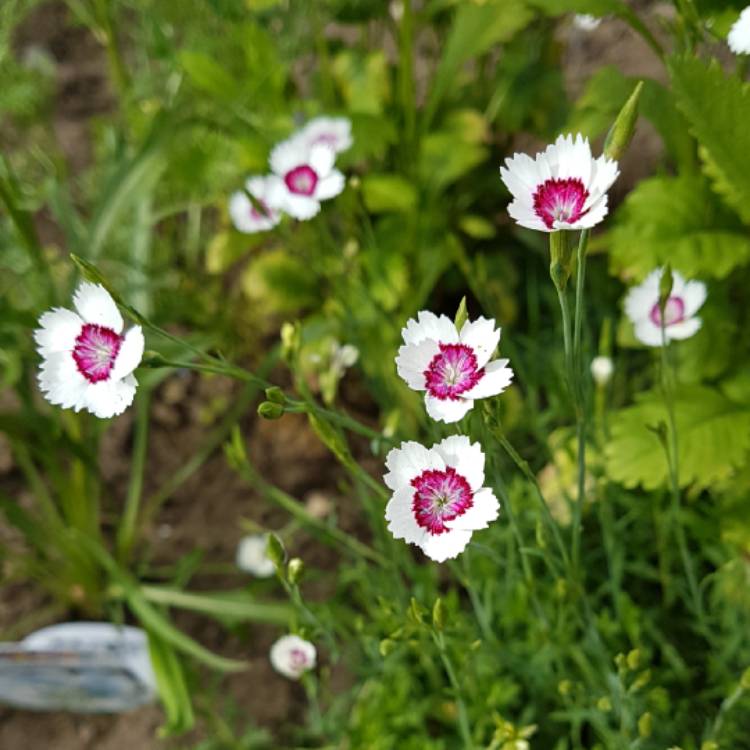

0,622,157,712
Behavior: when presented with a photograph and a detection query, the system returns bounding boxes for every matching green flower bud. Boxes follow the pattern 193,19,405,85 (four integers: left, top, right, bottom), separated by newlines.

604,81,643,161
265,386,286,405
265,533,286,569
258,401,285,420
432,597,445,631
638,711,652,738
454,296,469,332
287,557,304,584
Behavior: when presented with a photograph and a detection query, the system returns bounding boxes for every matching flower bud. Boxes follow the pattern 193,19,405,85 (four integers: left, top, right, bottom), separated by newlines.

258,401,285,420
265,386,286,405
590,355,614,386
287,557,304,585
432,597,445,631
604,81,643,161
637,711,652,738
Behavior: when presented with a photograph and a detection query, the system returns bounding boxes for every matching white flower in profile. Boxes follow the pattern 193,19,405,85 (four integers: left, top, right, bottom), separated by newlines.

573,14,602,32
624,268,707,347
384,436,500,562
728,6,750,54
269,635,316,680
499,133,619,232
590,355,614,386
395,311,513,423
35,283,144,419
236,534,276,578
229,176,282,233
268,137,345,220
297,116,353,154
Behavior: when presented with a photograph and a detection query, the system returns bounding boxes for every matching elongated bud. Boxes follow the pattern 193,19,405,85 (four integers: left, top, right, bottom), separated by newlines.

265,533,286,569
604,81,643,161
454,296,468,332
549,231,574,290
432,597,445,631
741,666,750,690
408,597,425,625
258,401,285,420
659,265,674,317
638,711,652,738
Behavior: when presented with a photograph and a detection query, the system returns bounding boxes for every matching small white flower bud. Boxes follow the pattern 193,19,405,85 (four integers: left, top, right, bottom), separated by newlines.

590,356,614,386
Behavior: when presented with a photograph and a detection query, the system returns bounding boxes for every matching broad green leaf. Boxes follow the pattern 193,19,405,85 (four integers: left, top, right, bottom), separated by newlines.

332,50,390,115
605,386,750,491
179,50,240,101
608,174,750,279
670,56,750,224
420,132,487,191
361,174,418,213
426,0,532,125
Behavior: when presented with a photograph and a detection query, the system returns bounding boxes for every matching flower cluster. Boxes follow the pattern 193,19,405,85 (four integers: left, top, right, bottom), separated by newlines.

229,116,351,232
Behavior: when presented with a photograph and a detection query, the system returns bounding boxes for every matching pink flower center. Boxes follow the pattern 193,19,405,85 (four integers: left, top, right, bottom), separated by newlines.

649,296,685,327
424,343,483,401
411,466,473,535
72,323,123,383
284,165,318,196
289,648,310,670
533,177,589,229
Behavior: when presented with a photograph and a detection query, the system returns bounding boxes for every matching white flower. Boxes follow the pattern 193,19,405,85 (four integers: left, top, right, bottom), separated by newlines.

35,283,144,419
268,137,345,220
269,635,316,680
384,436,500,562
729,7,750,54
229,176,282,233
395,311,513,424
296,116,353,154
236,534,276,577
624,268,706,347
590,355,614,386
573,14,602,32
331,342,359,375
499,133,619,232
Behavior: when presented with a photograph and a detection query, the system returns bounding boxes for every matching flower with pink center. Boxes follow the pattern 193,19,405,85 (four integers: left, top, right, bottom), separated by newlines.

229,176,282,233
267,137,345,220
395,311,514,423
384,436,500,562
269,635,316,680
624,267,707,347
35,283,144,418
499,133,619,232
296,116,353,154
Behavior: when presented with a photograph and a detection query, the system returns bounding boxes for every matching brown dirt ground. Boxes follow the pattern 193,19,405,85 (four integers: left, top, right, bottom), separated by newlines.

0,2,669,747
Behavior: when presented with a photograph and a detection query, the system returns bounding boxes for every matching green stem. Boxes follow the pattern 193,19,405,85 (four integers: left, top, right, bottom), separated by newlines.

397,0,417,173
434,630,474,749
117,389,151,562
659,330,704,627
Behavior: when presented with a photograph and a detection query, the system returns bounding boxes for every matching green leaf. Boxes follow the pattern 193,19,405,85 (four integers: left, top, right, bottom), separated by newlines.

528,0,622,13
605,386,750,490
426,0,532,125
147,629,195,736
361,174,418,213
670,56,750,223
179,51,240,101
608,174,750,279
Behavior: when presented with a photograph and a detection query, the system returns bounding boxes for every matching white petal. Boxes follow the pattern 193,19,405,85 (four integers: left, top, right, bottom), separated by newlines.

667,316,702,341
269,136,308,176
301,116,353,153
554,133,593,182
309,143,335,177
402,311,458,346
38,351,88,411
424,394,474,423
84,374,137,418
282,193,320,220
34,308,83,356
433,435,485,490
500,152,542,198
624,270,661,325
572,195,609,230
445,487,500,531
110,326,144,381
73,283,123,332
682,280,707,317
587,153,620,202
634,318,664,347
462,358,514,400
229,191,256,233
315,170,345,201
385,486,424,545
419,528,473,562
507,199,550,232
270,635,316,679
458,316,500,368
395,339,440,390
729,8,750,55
384,441,444,491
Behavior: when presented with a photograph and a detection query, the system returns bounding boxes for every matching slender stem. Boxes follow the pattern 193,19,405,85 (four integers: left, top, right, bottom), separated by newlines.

710,680,747,740
117,389,151,562
397,0,417,174
659,326,704,626
434,630,474,749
